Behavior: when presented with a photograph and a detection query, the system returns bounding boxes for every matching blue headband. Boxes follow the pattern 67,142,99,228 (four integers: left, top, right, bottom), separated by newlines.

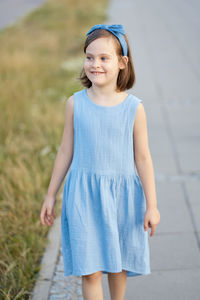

86,24,128,56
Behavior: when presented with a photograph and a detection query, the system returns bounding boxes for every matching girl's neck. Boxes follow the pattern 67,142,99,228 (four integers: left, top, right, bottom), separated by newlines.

88,86,127,101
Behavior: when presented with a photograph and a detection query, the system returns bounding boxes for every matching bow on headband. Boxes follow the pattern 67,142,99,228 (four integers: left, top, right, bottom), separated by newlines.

86,24,128,56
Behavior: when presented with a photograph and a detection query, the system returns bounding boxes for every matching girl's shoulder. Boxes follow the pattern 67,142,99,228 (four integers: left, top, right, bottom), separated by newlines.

128,93,143,105
66,89,84,106
127,93,144,115
73,88,85,97
67,89,86,113
71,89,86,105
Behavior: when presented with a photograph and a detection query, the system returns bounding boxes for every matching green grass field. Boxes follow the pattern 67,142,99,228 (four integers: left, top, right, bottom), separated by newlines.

0,0,107,298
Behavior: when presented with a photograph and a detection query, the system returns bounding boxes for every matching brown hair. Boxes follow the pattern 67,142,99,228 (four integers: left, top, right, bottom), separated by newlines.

77,29,136,91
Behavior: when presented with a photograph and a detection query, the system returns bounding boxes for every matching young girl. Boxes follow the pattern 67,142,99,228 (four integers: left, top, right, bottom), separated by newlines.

40,24,160,300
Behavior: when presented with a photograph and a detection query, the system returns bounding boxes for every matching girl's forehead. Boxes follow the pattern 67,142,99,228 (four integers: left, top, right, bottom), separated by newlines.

86,37,116,54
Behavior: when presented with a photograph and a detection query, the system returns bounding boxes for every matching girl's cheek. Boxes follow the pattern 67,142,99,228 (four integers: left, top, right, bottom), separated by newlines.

84,62,90,69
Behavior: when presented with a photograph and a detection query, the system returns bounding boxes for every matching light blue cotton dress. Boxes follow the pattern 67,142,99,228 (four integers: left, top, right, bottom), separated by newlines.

61,88,151,277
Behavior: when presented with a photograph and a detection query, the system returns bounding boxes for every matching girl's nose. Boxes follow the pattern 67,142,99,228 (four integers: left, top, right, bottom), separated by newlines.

92,59,100,68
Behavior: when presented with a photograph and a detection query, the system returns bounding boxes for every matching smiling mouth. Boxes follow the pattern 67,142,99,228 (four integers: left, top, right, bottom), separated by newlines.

91,72,105,75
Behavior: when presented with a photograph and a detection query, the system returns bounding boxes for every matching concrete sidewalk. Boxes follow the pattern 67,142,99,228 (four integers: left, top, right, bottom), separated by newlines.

32,0,200,299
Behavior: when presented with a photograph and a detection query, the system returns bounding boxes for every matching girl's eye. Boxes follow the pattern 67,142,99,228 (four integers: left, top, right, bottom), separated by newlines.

86,56,108,61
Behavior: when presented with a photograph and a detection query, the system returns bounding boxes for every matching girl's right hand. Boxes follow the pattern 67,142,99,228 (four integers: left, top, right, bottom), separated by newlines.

40,195,57,227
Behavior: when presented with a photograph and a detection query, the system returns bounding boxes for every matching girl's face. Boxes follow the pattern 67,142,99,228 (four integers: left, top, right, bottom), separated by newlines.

84,37,125,88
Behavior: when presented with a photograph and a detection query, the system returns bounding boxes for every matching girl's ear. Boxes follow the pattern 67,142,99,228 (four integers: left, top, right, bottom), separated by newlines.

119,56,129,70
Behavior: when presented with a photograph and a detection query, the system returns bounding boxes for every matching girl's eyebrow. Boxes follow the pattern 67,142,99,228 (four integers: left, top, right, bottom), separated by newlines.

86,52,111,57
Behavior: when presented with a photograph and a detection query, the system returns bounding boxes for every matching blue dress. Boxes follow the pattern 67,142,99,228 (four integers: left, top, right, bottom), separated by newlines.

61,88,151,277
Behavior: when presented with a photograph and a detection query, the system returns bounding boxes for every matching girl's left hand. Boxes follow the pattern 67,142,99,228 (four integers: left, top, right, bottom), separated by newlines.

143,207,160,237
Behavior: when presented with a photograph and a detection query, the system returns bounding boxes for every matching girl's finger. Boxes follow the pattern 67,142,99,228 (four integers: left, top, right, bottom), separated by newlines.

46,213,53,222
45,215,52,226
150,224,156,237
40,210,47,226
46,213,51,220
44,210,51,224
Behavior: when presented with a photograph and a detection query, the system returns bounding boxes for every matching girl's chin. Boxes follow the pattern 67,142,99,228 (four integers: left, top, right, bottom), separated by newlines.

89,76,105,80
89,78,106,84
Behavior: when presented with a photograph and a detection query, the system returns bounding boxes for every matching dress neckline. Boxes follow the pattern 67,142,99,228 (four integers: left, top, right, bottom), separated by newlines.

83,88,131,110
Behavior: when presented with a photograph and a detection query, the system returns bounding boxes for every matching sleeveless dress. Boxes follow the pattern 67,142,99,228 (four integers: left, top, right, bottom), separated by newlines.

61,88,151,277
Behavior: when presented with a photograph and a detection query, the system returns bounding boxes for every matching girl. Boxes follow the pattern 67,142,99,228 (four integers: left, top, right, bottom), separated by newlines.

40,24,160,300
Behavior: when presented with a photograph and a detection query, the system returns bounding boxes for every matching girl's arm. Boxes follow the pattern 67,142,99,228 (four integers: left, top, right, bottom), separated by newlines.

133,103,160,236
40,96,74,226
46,95,74,198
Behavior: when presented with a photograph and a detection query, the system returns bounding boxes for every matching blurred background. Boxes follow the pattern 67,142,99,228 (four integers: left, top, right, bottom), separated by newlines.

0,0,199,299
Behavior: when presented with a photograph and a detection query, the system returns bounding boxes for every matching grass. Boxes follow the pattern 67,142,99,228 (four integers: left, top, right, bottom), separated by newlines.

0,0,108,298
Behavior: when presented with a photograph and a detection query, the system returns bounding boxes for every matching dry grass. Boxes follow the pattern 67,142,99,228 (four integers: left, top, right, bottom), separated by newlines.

0,0,108,298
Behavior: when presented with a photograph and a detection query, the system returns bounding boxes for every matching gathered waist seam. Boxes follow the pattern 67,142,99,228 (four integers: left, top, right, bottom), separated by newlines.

69,167,136,177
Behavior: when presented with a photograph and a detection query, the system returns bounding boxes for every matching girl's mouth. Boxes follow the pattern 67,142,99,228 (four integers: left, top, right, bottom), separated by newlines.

91,72,105,75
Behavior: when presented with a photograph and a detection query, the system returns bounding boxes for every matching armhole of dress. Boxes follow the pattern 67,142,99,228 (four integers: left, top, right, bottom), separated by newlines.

131,97,143,134
131,97,143,176
73,92,77,132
